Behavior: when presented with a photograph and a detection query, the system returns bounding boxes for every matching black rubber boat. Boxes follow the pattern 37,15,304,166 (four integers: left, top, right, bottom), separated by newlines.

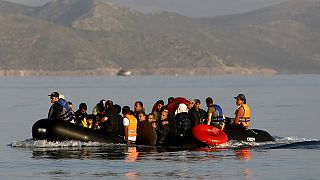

32,119,274,147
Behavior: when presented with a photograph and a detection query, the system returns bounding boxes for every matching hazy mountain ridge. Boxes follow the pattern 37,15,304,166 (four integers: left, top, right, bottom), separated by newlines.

0,0,319,75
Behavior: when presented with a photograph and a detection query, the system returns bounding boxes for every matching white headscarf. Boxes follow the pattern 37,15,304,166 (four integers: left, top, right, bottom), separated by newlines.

175,103,188,115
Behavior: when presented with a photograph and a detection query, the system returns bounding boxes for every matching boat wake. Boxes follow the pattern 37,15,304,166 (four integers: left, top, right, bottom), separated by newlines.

219,136,320,149
9,139,125,148
9,136,320,150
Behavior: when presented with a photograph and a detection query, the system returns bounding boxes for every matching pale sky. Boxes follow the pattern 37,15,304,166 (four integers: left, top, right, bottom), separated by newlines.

4,0,287,17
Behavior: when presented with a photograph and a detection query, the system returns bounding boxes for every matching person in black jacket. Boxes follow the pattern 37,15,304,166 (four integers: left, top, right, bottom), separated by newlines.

188,99,207,127
48,92,64,120
102,100,119,136
175,104,192,140
156,110,171,145
74,103,88,124
136,111,157,146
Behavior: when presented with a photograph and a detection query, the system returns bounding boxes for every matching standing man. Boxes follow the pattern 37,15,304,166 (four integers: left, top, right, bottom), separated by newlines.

206,97,225,130
233,94,251,130
122,106,138,144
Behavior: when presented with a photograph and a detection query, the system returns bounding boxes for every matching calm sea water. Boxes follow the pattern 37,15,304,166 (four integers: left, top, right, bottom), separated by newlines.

1,75,320,179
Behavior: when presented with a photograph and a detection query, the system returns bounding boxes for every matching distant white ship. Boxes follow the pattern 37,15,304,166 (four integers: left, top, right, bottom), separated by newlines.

116,68,132,76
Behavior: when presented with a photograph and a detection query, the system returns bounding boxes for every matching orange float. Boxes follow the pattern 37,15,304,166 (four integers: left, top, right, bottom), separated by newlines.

192,124,228,146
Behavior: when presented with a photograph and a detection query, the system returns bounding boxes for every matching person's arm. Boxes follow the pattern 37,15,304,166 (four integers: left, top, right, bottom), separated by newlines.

207,112,212,125
124,126,129,142
123,117,129,143
234,106,245,124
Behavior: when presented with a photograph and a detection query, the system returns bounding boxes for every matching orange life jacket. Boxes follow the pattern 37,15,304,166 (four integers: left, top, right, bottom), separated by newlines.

236,104,251,129
125,115,138,138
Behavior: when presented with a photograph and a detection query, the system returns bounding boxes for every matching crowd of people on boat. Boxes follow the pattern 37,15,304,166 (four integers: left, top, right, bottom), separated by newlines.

47,92,251,145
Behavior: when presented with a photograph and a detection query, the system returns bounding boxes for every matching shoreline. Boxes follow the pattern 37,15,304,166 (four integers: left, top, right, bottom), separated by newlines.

0,66,278,77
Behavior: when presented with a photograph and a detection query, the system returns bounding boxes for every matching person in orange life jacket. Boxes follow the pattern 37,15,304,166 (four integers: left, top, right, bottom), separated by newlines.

233,94,251,130
122,106,138,144
79,114,94,129
48,92,69,120
205,97,225,130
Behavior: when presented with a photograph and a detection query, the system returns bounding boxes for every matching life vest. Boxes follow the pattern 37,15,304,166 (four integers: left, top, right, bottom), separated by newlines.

236,104,251,129
81,117,92,129
125,115,138,139
209,104,225,125
57,98,72,120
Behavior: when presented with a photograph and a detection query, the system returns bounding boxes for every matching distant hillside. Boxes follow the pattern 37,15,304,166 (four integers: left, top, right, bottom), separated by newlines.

198,0,320,73
0,0,319,75
0,13,115,71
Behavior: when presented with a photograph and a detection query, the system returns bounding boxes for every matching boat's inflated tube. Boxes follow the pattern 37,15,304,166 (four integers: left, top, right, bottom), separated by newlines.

32,119,125,144
192,124,228,146
225,129,275,142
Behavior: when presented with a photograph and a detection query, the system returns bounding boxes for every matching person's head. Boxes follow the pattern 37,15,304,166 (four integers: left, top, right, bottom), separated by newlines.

79,103,87,113
235,94,247,106
86,114,94,125
138,111,147,122
206,97,214,107
114,104,121,114
194,99,201,110
122,106,131,116
134,101,143,112
147,113,155,122
99,99,106,109
48,92,59,104
175,103,188,115
168,97,174,104
105,100,113,109
156,100,164,111
187,99,195,109
161,110,168,121
68,101,73,110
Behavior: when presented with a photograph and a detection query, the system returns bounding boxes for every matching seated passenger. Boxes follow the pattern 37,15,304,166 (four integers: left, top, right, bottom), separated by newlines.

136,111,157,146
68,101,76,123
102,100,119,136
92,99,106,116
205,97,225,130
187,99,195,110
156,110,171,145
47,92,70,121
79,114,94,129
114,104,124,137
188,99,206,127
232,94,251,130
74,103,88,124
175,104,192,139
152,100,164,121
122,106,138,144
133,101,145,119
